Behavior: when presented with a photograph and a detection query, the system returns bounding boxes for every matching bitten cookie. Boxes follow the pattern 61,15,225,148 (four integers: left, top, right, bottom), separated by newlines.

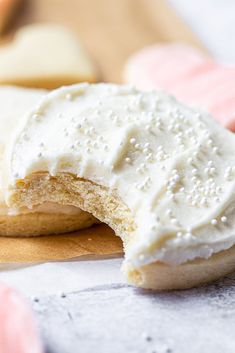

0,24,96,88
5,83,235,289
0,86,96,236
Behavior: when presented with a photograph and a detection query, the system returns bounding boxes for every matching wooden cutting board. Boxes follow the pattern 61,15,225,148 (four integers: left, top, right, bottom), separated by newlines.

12,0,206,82
0,0,207,262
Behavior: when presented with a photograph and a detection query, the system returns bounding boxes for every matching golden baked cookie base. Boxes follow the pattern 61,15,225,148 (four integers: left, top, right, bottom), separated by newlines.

0,211,97,237
124,245,235,290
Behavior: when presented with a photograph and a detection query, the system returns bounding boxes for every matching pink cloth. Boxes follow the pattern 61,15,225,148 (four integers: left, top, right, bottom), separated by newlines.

0,283,43,353
124,43,235,131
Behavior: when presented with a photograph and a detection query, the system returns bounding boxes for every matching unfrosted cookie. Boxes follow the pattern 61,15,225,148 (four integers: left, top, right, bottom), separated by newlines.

123,43,235,131
0,24,96,88
6,83,235,289
0,86,96,236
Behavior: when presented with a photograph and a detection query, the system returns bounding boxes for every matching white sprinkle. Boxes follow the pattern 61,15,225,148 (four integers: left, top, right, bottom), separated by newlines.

210,167,216,175
200,197,207,206
187,157,193,164
113,116,118,124
125,157,131,163
187,195,192,202
171,218,178,225
185,232,192,239
32,113,42,121
207,139,213,146
173,175,180,182
130,138,136,145
107,110,113,118
22,133,29,141
146,153,153,161
211,219,218,226
221,216,227,223
139,254,145,261
89,127,95,134
65,93,73,101
166,209,172,216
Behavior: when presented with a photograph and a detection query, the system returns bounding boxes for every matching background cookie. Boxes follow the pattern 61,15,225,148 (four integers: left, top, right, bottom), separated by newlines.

0,24,96,89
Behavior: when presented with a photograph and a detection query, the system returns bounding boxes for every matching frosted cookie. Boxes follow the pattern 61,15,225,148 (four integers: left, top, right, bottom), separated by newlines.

0,24,96,88
124,44,235,131
0,86,96,236
5,83,235,289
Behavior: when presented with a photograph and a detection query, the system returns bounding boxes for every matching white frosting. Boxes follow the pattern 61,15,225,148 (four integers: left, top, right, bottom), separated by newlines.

0,86,46,211
6,83,235,267
0,86,46,146
0,86,82,217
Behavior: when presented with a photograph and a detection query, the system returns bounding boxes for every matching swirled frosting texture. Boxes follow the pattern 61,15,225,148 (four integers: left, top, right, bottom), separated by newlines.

6,83,235,267
0,86,82,216
0,86,45,214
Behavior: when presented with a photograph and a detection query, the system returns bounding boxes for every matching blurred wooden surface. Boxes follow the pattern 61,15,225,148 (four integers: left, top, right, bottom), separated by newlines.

13,0,206,82
0,0,206,262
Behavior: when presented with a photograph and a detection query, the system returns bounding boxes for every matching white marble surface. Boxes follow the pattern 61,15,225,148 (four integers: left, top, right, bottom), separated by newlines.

32,275,235,353
1,1,235,352
0,259,124,296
